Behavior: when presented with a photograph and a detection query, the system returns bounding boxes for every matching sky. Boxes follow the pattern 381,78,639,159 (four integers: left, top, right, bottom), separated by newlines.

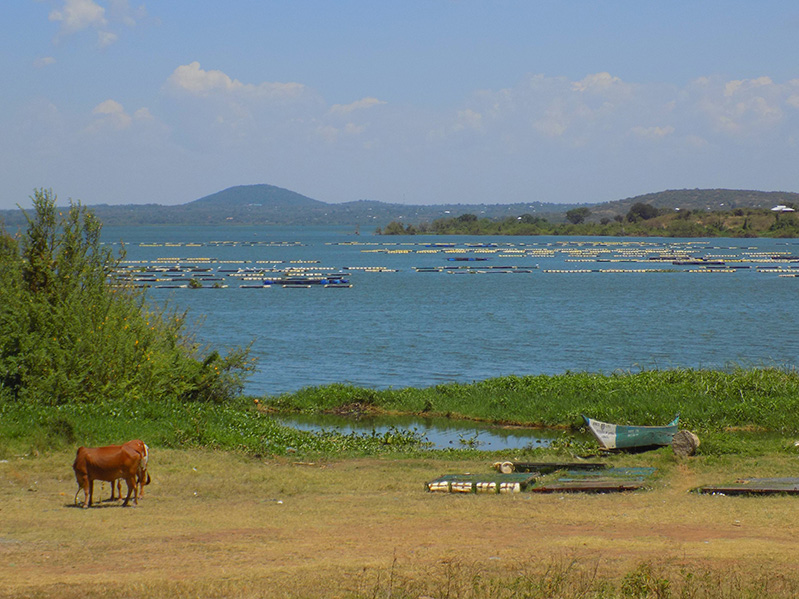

2,1,799,210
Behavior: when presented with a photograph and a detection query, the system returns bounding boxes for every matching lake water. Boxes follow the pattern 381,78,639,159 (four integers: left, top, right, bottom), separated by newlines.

272,413,575,450
102,226,799,396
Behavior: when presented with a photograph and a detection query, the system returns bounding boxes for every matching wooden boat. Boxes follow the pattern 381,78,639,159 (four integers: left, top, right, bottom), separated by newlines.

582,414,679,450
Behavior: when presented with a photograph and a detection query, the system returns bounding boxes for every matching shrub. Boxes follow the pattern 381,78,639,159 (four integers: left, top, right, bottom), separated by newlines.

0,189,255,405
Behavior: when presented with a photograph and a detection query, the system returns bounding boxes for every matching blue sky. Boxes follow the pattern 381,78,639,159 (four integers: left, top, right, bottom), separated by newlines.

2,1,799,209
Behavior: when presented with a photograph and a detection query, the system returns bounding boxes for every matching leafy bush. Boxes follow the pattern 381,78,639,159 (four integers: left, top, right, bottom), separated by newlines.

0,189,255,405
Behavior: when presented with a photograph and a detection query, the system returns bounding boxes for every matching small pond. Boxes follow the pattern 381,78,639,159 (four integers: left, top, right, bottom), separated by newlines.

274,413,587,450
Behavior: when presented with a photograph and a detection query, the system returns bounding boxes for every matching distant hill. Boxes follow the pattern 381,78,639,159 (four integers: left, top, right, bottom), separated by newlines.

587,189,799,222
1,185,796,228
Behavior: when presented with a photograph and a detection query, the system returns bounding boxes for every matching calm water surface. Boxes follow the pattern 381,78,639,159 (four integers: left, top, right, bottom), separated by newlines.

103,226,799,396
273,413,575,451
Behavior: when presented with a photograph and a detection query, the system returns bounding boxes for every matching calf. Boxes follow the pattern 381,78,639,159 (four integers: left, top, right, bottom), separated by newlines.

109,440,151,501
73,444,141,508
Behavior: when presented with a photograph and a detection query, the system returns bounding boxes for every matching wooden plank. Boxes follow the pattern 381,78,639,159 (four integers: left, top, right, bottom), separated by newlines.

529,480,647,493
556,467,657,481
494,461,607,474
426,473,537,494
696,478,799,495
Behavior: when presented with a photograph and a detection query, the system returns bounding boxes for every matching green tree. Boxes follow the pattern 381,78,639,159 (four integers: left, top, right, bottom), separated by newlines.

565,207,591,224
0,189,255,405
381,221,409,235
627,202,659,222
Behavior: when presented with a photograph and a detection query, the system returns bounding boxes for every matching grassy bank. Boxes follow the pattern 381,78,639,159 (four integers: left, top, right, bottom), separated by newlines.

3,449,799,598
267,368,799,434
0,398,424,459
4,368,799,459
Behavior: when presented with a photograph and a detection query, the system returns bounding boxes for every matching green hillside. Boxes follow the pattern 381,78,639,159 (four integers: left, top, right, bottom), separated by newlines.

589,189,799,222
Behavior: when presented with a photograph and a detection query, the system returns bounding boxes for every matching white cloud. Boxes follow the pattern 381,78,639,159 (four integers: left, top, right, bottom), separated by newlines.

316,122,367,144
329,97,386,116
97,30,118,48
47,0,148,47
133,107,153,121
49,0,107,35
631,125,675,140
167,62,241,95
437,71,799,153
724,76,773,97
453,109,483,132
108,0,148,27
692,75,785,136
572,72,630,96
317,125,339,143
165,62,306,100
533,109,568,138
33,56,57,68
90,99,132,130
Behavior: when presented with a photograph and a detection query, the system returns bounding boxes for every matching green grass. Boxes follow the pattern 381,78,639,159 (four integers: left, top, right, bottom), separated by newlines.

0,397,425,459
5,367,799,459
266,368,799,434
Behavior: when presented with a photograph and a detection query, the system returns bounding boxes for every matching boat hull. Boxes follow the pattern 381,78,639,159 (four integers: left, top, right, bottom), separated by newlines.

583,415,679,450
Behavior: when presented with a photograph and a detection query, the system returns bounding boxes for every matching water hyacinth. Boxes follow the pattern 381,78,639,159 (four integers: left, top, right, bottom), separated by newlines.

267,368,799,434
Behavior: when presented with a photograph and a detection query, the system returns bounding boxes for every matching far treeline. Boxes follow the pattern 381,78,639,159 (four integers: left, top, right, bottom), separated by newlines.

378,202,799,237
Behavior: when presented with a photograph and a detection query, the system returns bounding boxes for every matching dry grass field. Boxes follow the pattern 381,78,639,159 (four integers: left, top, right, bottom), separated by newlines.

2,449,799,598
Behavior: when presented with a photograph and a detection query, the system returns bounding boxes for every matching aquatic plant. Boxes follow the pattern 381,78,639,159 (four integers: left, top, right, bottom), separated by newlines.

267,368,799,434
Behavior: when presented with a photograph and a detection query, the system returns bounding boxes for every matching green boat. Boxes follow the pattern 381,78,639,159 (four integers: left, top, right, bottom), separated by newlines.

583,414,679,450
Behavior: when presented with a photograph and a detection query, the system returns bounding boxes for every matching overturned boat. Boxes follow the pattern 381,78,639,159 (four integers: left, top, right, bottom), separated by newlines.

583,414,679,451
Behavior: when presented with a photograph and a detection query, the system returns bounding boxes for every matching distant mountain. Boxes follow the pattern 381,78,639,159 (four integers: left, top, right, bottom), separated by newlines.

189,184,325,209
1,185,796,228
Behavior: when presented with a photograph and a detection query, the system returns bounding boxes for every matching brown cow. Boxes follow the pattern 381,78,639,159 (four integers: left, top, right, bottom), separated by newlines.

73,444,141,508
109,440,150,501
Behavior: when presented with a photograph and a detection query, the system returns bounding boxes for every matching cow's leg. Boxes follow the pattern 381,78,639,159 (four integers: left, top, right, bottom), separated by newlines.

74,472,89,508
110,479,122,501
137,468,149,498
122,475,136,507
87,480,94,508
